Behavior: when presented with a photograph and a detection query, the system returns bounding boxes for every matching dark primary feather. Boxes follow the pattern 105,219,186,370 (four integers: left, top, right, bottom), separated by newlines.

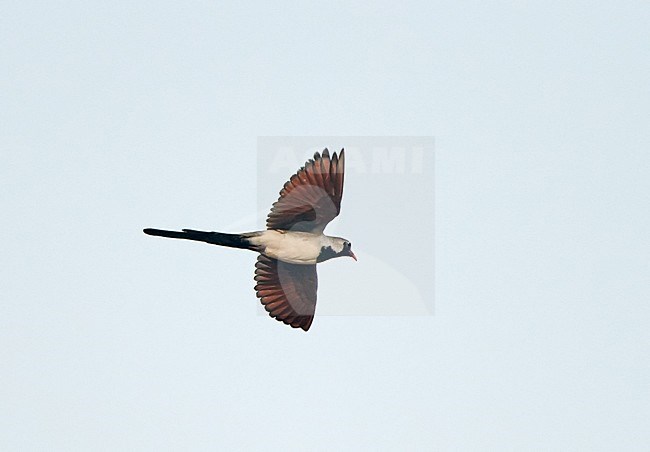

254,255,318,331
266,148,345,233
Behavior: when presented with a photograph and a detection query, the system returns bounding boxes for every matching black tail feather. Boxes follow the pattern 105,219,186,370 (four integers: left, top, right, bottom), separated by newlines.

143,228,253,250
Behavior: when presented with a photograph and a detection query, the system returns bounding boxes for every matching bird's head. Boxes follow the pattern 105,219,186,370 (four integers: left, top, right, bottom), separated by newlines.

318,237,357,262
339,239,357,261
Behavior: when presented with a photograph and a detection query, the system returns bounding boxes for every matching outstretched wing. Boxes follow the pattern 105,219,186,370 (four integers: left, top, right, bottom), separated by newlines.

266,148,345,233
254,254,318,331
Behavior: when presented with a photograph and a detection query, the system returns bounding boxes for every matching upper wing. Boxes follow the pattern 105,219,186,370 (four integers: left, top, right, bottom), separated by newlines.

266,148,345,233
254,254,318,331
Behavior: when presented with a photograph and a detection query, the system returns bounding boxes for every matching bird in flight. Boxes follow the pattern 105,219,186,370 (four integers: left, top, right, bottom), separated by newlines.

144,148,355,331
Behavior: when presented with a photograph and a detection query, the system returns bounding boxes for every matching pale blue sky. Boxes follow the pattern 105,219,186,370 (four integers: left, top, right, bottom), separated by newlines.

2,1,649,450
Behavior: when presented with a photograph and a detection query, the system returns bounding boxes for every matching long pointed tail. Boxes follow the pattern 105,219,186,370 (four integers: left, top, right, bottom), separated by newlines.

143,228,255,250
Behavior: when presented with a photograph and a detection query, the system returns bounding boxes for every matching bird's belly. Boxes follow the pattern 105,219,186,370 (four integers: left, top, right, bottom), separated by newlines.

265,249,318,265
251,230,321,265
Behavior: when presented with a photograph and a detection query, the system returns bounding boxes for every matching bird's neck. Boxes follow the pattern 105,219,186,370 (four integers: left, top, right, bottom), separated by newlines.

317,235,345,263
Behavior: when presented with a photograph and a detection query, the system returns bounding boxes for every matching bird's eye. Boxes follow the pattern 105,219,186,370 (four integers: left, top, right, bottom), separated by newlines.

346,242,351,248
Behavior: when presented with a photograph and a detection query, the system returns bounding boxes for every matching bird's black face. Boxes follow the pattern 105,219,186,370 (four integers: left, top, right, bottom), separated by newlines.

317,238,357,263
342,240,357,261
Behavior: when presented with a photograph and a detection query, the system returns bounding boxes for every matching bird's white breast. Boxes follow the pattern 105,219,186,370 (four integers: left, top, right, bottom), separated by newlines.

249,230,324,265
